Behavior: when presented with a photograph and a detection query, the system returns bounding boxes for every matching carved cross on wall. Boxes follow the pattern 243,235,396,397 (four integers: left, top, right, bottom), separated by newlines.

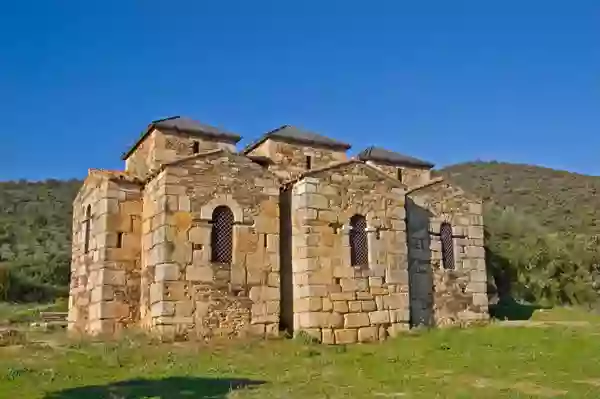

328,219,344,234
371,226,389,240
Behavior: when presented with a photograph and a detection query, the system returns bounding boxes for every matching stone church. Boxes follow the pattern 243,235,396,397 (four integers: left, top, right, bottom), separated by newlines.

69,116,488,344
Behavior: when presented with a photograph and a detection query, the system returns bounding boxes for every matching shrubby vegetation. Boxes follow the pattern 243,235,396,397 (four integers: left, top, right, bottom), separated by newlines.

441,161,600,307
0,179,80,302
1,161,599,308
441,161,600,236
483,205,600,306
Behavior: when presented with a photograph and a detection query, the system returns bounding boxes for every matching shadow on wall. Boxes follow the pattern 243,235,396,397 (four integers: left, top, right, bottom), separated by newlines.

405,197,434,328
485,245,514,303
43,376,266,399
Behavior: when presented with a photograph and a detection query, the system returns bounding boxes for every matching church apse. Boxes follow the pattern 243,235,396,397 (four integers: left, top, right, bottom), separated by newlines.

289,161,411,344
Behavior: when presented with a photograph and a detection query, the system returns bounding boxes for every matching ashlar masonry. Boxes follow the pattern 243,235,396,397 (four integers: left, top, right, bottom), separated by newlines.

69,116,488,343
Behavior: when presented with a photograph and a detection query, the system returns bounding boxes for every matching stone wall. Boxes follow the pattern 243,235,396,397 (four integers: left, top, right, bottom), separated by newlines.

140,150,281,340
69,174,105,334
246,138,348,180
140,170,162,331
69,171,143,335
406,180,488,327
125,129,237,180
125,132,156,179
365,161,431,189
290,162,410,344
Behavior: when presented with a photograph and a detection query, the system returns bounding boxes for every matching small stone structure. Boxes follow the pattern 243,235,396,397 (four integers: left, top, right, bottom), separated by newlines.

69,116,488,343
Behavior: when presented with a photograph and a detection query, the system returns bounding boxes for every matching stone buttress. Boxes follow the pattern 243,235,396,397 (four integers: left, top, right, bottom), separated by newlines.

69,170,143,335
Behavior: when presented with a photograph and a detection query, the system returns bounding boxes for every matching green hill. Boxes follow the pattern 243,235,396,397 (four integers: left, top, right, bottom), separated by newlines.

1,161,599,306
439,161,600,236
0,179,81,301
439,162,600,307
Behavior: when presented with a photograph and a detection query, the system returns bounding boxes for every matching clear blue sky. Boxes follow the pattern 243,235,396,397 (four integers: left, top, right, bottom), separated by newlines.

1,1,598,181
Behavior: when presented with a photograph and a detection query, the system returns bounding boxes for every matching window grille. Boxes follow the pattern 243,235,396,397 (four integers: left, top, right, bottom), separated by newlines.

211,206,234,264
349,214,369,266
440,222,455,270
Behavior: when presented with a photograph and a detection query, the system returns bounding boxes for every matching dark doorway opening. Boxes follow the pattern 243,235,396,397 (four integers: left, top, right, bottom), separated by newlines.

406,197,435,328
279,187,294,334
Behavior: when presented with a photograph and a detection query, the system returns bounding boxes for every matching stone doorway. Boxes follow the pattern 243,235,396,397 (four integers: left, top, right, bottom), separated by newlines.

406,197,435,327
278,187,294,334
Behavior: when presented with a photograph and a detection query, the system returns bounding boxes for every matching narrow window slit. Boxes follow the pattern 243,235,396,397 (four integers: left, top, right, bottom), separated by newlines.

440,222,455,270
83,205,91,254
211,206,234,264
349,214,369,266
116,232,124,248
305,155,312,170
192,141,200,154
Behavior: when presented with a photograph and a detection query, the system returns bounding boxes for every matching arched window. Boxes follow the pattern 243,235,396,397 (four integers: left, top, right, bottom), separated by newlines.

349,214,368,266
211,206,234,264
83,205,91,254
440,222,455,270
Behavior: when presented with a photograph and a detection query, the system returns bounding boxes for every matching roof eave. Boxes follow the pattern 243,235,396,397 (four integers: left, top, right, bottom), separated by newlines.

241,137,268,154
360,156,435,169
121,125,242,161
121,124,156,160
159,126,242,144
242,134,351,155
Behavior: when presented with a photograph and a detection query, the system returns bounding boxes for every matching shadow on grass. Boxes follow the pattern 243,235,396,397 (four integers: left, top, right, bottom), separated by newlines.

43,376,266,399
489,297,548,321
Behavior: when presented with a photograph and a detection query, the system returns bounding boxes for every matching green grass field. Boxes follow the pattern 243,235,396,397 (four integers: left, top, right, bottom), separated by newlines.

0,300,68,325
1,307,600,398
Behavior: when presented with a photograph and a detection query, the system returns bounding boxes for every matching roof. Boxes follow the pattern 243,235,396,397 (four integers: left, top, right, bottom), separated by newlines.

242,125,352,154
282,158,406,190
121,116,242,160
246,154,274,166
144,148,281,184
357,146,434,168
406,176,482,202
87,169,143,184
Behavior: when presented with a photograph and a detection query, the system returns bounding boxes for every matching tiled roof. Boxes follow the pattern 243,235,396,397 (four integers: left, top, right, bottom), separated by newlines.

121,116,241,160
242,125,351,154
357,146,434,168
